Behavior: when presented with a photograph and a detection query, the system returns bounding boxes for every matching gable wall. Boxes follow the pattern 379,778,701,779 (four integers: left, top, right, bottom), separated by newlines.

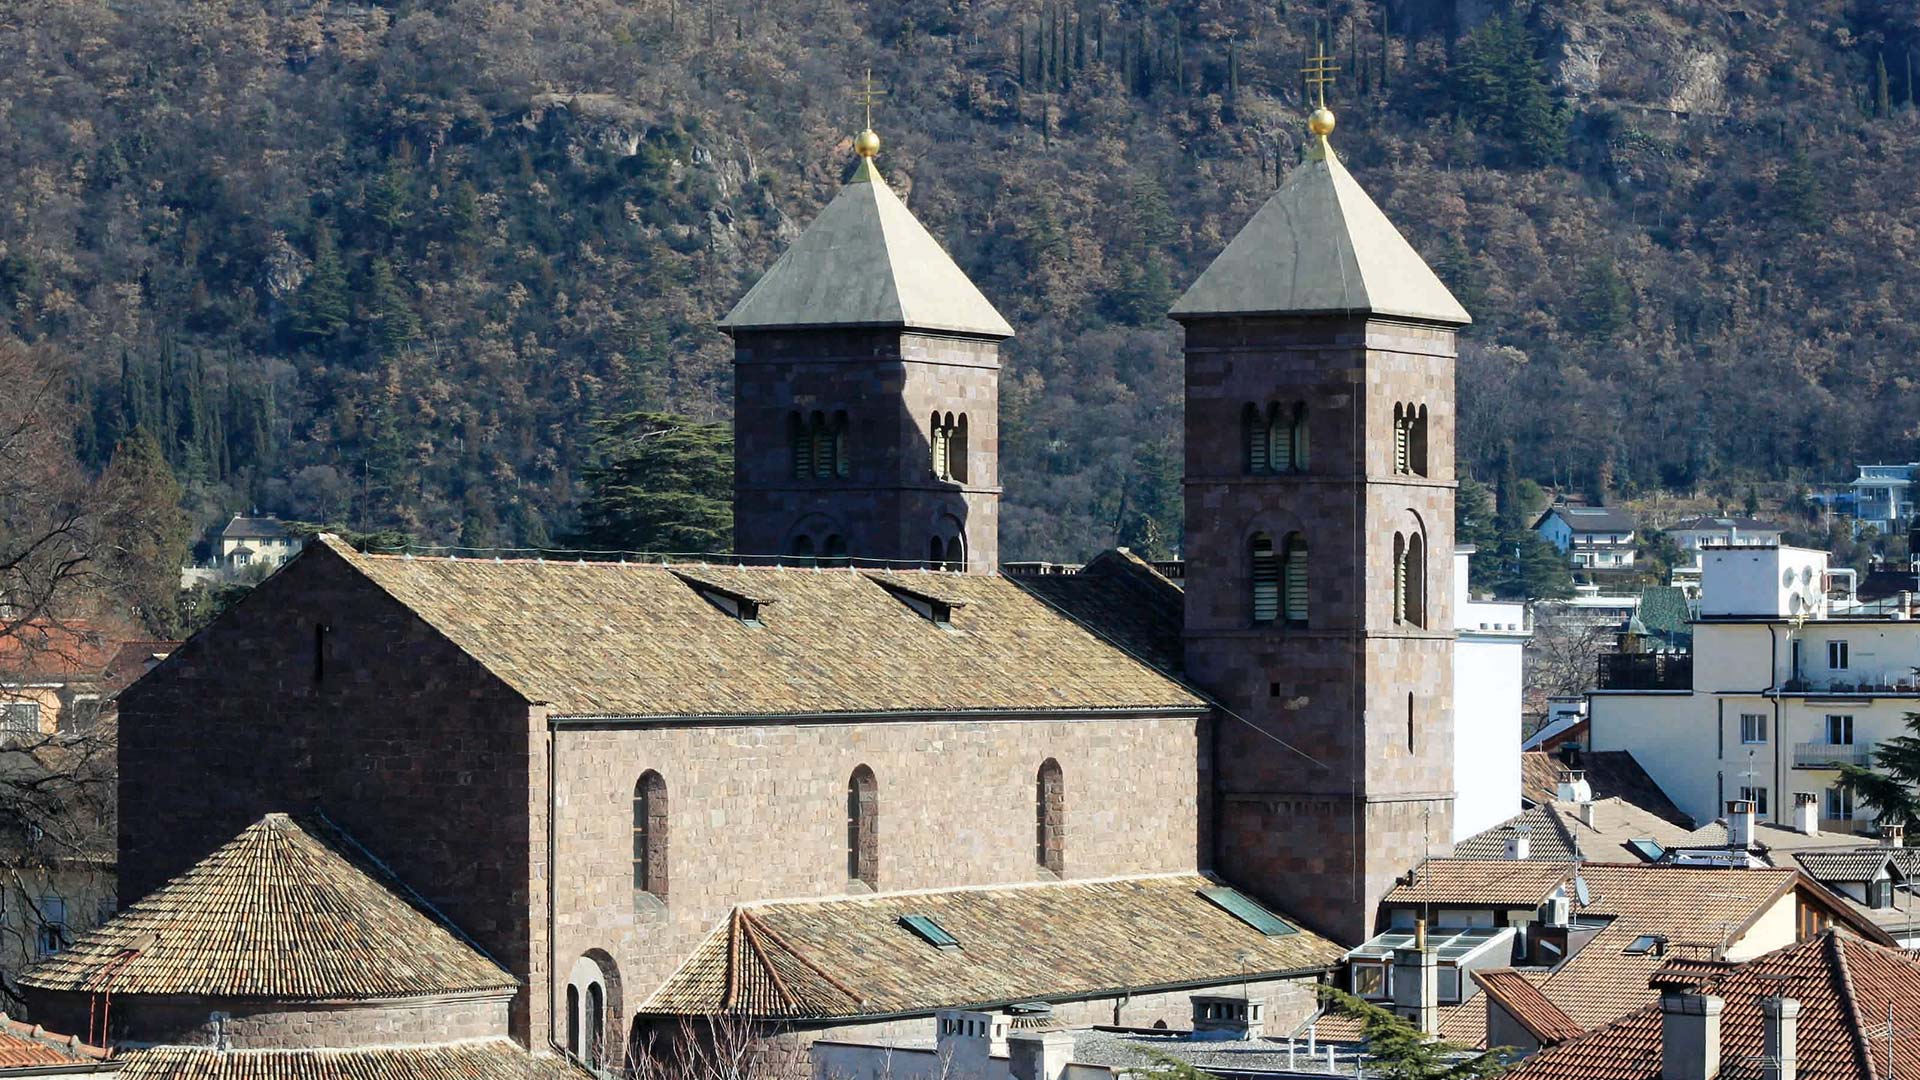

115,543,543,1044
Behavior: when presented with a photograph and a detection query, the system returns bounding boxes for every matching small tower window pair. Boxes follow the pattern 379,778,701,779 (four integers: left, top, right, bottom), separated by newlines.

1393,403,1429,477
1244,402,1309,475
790,411,850,480
930,412,968,482
1251,532,1309,626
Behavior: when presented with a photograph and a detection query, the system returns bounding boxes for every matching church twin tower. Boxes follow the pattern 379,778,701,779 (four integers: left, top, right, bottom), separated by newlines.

719,110,1469,943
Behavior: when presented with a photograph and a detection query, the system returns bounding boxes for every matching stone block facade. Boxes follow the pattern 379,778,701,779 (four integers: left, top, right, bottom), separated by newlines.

1179,315,1458,945
32,991,513,1050
732,329,1001,571
549,714,1207,1056
115,544,548,1047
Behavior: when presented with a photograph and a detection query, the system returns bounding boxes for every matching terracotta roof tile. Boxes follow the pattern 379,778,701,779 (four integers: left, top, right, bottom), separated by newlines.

1506,932,1920,1080
1521,752,1692,828
0,1014,111,1067
120,1040,587,1080
641,874,1342,1019
1472,969,1584,1045
325,540,1206,718
20,814,514,1000
1385,860,1574,907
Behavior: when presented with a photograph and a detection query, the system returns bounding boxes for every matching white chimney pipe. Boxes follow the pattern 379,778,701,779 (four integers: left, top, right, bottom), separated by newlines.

1727,800,1756,850
1660,992,1724,1080
1881,823,1905,848
1505,827,1532,861
1762,997,1799,1080
1793,792,1819,837
1556,769,1593,803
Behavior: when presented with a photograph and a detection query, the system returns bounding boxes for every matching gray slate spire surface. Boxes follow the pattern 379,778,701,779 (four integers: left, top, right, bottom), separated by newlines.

719,159,1013,338
1170,146,1470,325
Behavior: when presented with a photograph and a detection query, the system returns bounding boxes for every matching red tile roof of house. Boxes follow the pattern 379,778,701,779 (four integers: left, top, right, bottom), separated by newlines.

0,1013,112,1069
1472,969,1584,1045
1505,931,1920,1080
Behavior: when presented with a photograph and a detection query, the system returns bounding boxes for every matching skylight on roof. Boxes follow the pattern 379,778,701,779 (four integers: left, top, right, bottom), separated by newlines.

1199,886,1298,937
1626,838,1666,863
899,914,960,950
1624,934,1667,956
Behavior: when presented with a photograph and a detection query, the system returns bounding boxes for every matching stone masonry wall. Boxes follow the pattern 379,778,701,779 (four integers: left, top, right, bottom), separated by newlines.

1180,316,1459,945
732,330,1001,571
113,543,544,1046
549,713,1206,1056
32,990,512,1050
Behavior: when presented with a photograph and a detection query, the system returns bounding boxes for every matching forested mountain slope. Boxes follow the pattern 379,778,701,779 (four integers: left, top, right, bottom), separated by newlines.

2,0,1915,559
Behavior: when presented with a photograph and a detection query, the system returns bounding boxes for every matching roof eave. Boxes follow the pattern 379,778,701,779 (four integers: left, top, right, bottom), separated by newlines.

1168,305,1470,327
719,318,1013,340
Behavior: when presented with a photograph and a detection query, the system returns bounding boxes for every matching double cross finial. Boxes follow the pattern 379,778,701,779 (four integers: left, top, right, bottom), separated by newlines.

1301,46,1338,153
853,68,887,159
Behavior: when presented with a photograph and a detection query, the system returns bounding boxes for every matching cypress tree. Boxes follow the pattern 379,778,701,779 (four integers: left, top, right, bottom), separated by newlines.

369,258,422,351
1876,53,1892,117
298,223,350,340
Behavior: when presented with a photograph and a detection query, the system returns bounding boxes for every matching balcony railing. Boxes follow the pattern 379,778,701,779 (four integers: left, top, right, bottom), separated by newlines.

1793,742,1876,769
1597,653,1693,691
1781,674,1920,695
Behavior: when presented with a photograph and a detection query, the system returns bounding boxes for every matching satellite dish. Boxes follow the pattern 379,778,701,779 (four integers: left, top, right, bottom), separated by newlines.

1574,876,1591,907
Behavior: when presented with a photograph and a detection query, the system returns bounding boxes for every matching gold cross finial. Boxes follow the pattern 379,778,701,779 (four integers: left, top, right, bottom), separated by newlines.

1301,46,1338,156
852,68,887,159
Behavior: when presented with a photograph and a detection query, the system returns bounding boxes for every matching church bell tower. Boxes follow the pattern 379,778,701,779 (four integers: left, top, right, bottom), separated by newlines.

719,118,1012,572
1172,88,1471,943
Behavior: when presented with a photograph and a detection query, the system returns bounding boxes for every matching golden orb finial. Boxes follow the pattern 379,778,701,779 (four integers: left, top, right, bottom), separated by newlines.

1308,107,1336,137
854,127,882,159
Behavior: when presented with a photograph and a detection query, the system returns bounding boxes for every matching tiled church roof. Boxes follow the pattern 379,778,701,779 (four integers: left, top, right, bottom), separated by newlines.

21,814,515,1000
640,874,1342,1019
327,539,1207,718
1012,551,1188,675
120,1041,588,1080
1506,932,1920,1080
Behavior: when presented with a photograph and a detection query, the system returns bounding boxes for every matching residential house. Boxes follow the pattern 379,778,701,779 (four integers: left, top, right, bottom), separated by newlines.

1849,463,1919,534
1792,835,1920,947
1590,543,1920,833
1665,517,1785,596
1325,860,1886,1049
212,515,298,574
1502,931,1920,1079
1535,507,1639,569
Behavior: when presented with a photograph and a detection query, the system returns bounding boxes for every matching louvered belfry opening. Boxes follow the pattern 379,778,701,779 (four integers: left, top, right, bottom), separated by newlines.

1250,533,1280,624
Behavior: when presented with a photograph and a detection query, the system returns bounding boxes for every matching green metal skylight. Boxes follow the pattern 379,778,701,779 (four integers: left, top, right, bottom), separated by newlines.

1199,886,1299,937
899,914,960,950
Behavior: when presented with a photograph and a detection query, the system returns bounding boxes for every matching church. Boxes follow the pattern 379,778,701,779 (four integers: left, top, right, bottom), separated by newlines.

78,94,1474,1072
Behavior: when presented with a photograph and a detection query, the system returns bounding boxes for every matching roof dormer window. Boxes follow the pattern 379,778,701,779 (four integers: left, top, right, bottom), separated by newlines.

672,573,774,627
869,577,964,630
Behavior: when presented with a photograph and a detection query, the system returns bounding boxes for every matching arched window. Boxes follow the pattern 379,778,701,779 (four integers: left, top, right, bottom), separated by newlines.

931,412,950,480
1404,532,1427,628
1036,759,1064,876
1282,533,1310,625
633,772,667,906
833,410,851,480
1266,403,1292,474
945,536,964,571
822,535,847,563
810,411,832,480
1290,403,1310,470
1410,405,1429,477
586,982,605,1067
1393,532,1407,625
566,985,581,1058
790,412,811,479
790,535,816,561
929,536,946,569
847,766,878,889
1250,533,1279,625
1243,404,1267,474
950,414,969,483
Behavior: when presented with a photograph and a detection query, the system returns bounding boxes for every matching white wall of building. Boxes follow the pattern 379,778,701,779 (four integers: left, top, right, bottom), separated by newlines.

1453,550,1530,841
1697,546,1830,619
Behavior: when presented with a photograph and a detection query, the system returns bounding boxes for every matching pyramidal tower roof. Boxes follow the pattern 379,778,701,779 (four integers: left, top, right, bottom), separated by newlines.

719,134,1013,339
21,813,515,1000
1171,106,1469,326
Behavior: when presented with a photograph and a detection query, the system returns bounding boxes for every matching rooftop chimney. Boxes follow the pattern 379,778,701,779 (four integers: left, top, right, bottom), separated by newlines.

935,1009,1006,1075
1007,1030,1076,1080
1505,826,1532,861
1727,800,1756,851
1762,997,1799,1080
1793,792,1819,837
1881,822,1905,848
1190,994,1266,1041
1392,919,1439,1036
1660,992,1724,1080
1556,769,1593,803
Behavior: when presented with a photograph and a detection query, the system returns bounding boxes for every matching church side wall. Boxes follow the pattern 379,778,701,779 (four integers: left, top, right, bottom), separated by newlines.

549,713,1206,1049
114,544,540,1046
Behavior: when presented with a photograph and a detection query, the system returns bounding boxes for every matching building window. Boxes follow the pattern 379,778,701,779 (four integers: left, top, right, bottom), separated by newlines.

1,703,40,734
1251,534,1279,624
1036,758,1064,876
1409,405,1428,477
1825,786,1854,822
847,765,878,889
1829,641,1850,670
1406,693,1416,754
34,897,65,958
1352,964,1387,999
930,535,965,571
1244,405,1269,474
790,535,816,560
1826,714,1854,746
1282,533,1310,625
931,413,966,482
792,411,847,480
633,772,668,907
949,414,968,483
1245,403,1308,474
1393,533,1407,625
1740,713,1768,744
586,981,606,1067
822,535,847,563
1404,532,1426,628
1739,786,1770,816
1394,404,1411,475
566,984,581,1057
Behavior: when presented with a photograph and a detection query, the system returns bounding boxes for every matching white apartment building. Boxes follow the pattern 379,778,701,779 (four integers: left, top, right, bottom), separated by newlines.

1534,506,1638,569
1453,548,1531,841
1590,543,1913,834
